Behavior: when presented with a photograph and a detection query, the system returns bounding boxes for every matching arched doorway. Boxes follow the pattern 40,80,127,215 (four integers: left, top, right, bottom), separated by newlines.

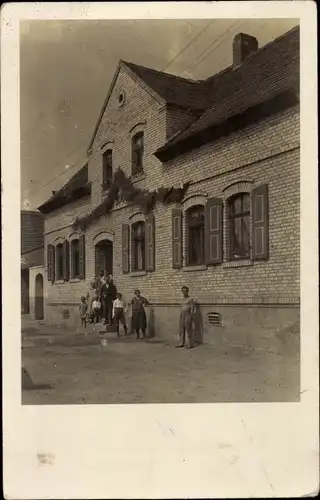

95,239,113,277
35,273,44,320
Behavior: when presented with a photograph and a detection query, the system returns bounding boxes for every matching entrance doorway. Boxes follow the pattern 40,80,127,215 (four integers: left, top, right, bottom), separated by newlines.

21,269,30,314
35,273,44,320
95,239,113,277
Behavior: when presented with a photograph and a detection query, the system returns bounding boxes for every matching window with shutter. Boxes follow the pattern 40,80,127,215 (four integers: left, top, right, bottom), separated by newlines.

122,224,130,274
78,234,86,279
252,184,269,260
62,240,70,281
145,214,155,272
205,198,223,265
172,209,182,269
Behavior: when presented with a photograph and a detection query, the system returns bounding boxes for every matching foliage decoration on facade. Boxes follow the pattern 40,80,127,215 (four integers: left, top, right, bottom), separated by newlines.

73,167,190,230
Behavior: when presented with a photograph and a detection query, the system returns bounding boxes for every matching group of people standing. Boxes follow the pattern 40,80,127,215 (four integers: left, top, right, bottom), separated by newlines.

80,276,196,348
79,269,150,340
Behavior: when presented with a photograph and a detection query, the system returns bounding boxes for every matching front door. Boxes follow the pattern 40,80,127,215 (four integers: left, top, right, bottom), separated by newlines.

35,273,44,320
95,240,113,277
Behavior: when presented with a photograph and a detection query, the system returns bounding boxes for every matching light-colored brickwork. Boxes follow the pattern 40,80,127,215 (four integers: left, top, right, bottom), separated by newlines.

43,64,300,346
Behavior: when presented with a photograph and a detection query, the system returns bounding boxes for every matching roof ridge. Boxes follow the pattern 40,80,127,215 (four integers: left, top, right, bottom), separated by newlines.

121,59,200,84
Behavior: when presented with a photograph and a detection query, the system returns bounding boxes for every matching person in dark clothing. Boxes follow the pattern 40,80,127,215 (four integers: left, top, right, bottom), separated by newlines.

101,277,117,325
94,270,105,296
130,289,149,340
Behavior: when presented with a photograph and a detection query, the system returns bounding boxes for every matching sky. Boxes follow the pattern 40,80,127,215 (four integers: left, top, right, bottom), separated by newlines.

20,18,299,210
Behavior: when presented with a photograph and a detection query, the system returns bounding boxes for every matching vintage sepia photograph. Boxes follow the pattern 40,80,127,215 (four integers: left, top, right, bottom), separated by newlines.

2,2,318,499
20,17,301,405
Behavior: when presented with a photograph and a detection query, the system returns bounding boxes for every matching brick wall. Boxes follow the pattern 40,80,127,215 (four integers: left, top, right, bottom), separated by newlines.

43,69,300,346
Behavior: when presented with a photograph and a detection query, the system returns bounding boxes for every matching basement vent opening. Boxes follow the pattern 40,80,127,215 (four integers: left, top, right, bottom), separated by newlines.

207,312,222,327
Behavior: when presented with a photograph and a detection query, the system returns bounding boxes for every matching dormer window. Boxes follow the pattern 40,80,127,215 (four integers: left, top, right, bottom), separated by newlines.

131,132,144,175
102,149,113,189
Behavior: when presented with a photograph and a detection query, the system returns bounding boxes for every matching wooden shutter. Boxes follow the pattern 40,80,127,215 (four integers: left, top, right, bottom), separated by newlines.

172,209,182,269
47,244,55,282
122,224,130,274
62,240,70,281
252,184,269,260
205,198,223,265
78,234,86,279
145,214,155,272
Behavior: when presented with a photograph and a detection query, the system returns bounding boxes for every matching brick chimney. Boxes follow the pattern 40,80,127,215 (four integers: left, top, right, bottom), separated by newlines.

233,33,258,66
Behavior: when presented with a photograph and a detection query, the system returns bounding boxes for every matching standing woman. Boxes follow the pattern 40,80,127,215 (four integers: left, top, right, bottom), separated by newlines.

130,289,149,340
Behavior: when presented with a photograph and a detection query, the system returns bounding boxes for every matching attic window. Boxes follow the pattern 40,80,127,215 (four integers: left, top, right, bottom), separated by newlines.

207,312,222,327
118,91,125,107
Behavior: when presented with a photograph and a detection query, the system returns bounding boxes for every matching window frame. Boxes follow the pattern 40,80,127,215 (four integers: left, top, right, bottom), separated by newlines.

227,192,251,261
131,131,144,175
102,148,113,189
131,220,146,272
70,238,81,279
55,243,64,281
186,204,206,267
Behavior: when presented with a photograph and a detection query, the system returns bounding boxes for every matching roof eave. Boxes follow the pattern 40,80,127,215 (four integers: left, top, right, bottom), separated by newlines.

155,87,299,162
38,183,92,215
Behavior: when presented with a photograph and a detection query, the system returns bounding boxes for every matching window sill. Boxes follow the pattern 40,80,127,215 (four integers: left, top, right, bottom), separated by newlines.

223,259,253,268
70,278,81,283
183,264,207,272
131,171,146,183
130,271,147,277
54,280,65,284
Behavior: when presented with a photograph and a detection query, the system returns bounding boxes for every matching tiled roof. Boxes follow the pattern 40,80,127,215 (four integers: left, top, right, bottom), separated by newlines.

156,26,299,156
124,61,207,110
38,165,90,214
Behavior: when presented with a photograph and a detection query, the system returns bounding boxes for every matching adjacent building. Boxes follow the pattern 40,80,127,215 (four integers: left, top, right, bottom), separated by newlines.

38,26,300,349
21,210,45,318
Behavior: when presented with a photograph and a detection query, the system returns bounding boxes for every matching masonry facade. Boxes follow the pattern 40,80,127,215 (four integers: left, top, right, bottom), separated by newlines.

39,27,300,349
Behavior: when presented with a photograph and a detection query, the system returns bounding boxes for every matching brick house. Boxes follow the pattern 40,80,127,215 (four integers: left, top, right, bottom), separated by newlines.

21,210,44,316
38,26,300,348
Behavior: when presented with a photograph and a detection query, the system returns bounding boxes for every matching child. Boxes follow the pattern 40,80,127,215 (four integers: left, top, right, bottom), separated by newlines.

79,296,87,328
176,286,194,349
92,294,102,324
112,292,128,337
130,289,149,340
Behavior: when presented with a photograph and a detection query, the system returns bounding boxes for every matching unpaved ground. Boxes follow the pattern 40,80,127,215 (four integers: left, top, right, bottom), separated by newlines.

21,318,300,405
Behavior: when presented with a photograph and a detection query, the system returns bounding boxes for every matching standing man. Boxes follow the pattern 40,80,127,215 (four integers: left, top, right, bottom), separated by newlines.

101,275,117,325
176,286,194,349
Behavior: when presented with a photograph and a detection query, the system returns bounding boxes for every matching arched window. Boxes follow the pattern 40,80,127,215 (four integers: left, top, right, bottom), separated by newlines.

131,132,144,175
102,149,113,188
71,239,80,278
187,205,205,266
228,193,250,259
55,243,63,280
132,221,145,271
